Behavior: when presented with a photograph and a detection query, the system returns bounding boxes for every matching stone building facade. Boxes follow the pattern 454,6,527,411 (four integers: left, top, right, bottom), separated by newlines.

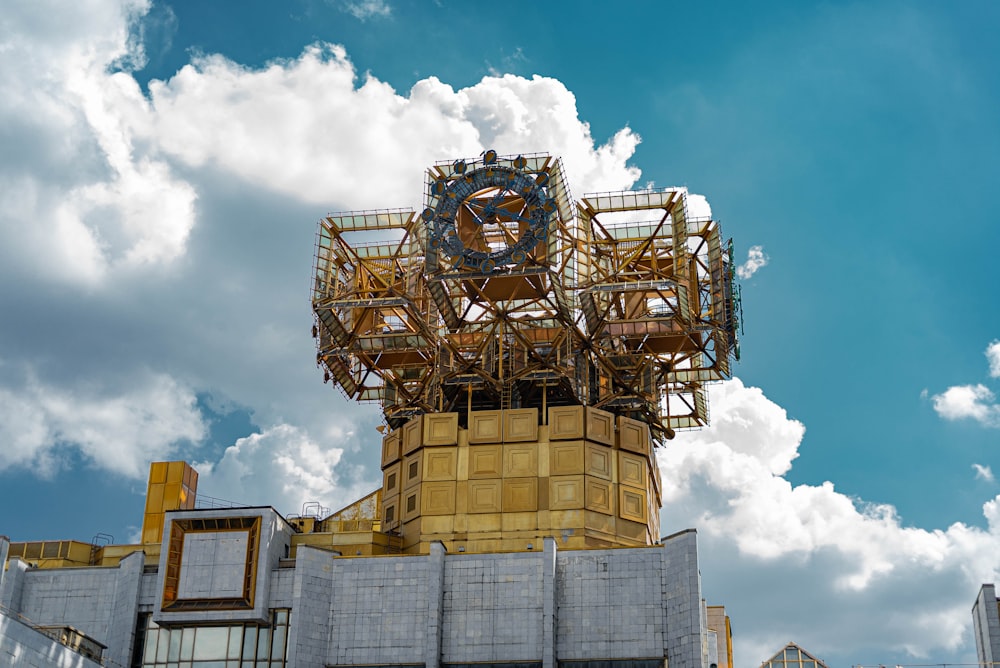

973,583,1000,667
2,502,716,668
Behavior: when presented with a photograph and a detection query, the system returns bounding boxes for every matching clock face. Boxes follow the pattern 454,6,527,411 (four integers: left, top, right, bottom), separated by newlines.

423,151,555,272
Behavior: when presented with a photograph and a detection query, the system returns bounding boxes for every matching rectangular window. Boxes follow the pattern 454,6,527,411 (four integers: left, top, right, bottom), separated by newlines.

139,609,290,667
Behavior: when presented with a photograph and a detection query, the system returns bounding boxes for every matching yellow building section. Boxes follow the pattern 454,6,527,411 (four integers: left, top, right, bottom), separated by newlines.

4,423,662,570
4,461,196,570
5,537,163,570
4,540,98,569
141,460,198,545
286,488,403,557
707,605,734,668
379,405,662,554
2,462,403,571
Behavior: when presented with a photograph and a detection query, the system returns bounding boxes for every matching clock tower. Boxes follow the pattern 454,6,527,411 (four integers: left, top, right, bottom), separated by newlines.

311,150,740,553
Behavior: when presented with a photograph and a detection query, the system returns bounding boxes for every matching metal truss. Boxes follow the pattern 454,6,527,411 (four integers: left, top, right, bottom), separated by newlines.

312,151,741,441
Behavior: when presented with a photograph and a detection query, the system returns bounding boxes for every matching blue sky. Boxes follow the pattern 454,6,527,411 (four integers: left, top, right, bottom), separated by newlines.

2,0,999,665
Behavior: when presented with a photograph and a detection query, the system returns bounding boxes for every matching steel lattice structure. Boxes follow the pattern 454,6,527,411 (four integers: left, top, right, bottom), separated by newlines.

312,150,741,445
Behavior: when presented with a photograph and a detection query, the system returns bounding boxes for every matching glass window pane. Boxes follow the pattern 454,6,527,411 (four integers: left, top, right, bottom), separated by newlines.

156,629,169,662
242,626,257,660
228,627,242,659
193,627,229,660
181,627,195,660
256,628,270,659
271,627,286,660
275,609,288,625
168,628,182,661
144,627,158,664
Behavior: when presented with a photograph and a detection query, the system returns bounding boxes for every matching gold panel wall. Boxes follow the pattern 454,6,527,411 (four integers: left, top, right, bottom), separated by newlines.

548,406,585,440
549,475,584,510
382,494,399,528
424,413,458,446
585,477,614,515
469,445,502,478
383,461,402,496
386,408,662,553
402,416,423,455
504,409,539,442
550,441,585,475
503,478,538,512
585,444,613,480
469,411,502,444
141,461,198,545
619,451,648,488
424,447,457,481
587,408,615,446
403,452,423,490
402,487,420,523
618,415,650,456
381,431,401,467
421,481,457,516
503,444,538,477
468,479,502,513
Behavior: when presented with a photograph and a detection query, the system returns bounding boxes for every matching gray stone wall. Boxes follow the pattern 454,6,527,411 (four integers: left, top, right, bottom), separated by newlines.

104,551,144,668
0,537,143,668
138,567,158,611
973,584,1000,666
268,566,296,609
18,566,120,643
662,529,706,668
277,533,707,668
443,549,545,663
3,520,711,668
285,545,337,667
326,550,434,667
555,546,666,661
0,610,101,668
1,538,29,617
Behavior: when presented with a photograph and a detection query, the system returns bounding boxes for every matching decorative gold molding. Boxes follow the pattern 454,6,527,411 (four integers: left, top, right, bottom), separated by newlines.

161,516,260,611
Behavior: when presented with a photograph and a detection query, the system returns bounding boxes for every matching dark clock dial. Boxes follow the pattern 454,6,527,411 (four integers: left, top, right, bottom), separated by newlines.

423,151,554,271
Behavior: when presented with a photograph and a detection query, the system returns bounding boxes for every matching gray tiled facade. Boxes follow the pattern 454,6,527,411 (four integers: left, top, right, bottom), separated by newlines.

0,611,102,668
1,513,713,668
973,584,1000,666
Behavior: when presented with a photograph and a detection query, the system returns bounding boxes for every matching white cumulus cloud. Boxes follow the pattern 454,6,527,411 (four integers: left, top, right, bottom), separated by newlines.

0,369,206,478
193,424,377,518
0,0,645,518
931,384,1000,427
660,378,1000,661
973,464,995,483
736,245,769,279
987,340,1000,378
929,340,1000,428
0,0,197,286
341,0,391,20
3,5,1000,665
142,48,641,209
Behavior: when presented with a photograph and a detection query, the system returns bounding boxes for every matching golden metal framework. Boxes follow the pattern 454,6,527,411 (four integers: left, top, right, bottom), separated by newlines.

312,151,740,445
